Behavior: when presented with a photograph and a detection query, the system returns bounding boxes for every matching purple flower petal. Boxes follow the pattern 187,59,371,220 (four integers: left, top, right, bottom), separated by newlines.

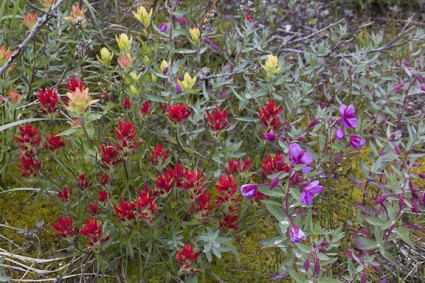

290,225,306,243
335,128,345,140
241,184,258,199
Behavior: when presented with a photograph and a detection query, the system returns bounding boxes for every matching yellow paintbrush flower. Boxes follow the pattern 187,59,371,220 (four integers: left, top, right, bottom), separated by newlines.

66,87,99,116
96,47,113,67
133,5,152,27
178,72,197,91
262,54,281,77
189,27,200,45
116,33,132,52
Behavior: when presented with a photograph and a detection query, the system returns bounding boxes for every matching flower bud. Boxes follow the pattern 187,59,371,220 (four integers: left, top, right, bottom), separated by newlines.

263,132,276,141
393,83,404,92
97,47,113,67
189,27,201,44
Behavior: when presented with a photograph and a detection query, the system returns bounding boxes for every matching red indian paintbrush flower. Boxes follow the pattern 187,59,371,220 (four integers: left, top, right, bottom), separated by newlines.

261,153,290,176
176,242,199,272
149,143,170,167
14,123,42,156
189,191,215,220
88,203,99,216
135,189,158,224
167,103,191,124
20,12,37,29
215,175,241,213
18,154,41,178
115,120,142,156
224,157,251,176
66,76,84,92
99,143,122,170
76,173,90,190
140,101,153,117
122,97,131,110
37,88,59,114
180,168,206,196
58,187,72,202
99,173,110,186
114,199,136,223
44,132,66,152
205,105,229,132
258,100,284,134
52,216,76,238
79,218,110,247
219,214,239,232
97,189,110,203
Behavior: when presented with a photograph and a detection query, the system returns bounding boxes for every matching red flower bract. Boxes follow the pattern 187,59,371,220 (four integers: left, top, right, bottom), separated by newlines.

258,100,284,134
37,88,59,114
52,216,76,238
167,103,191,124
149,143,170,167
80,218,109,247
261,153,290,176
76,173,90,190
44,132,66,152
66,76,84,93
114,199,136,223
215,175,240,213
176,242,199,270
99,143,122,170
15,123,41,156
115,120,142,156
58,187,72,202
205,105,229,132
140,101,153,117
18,154,41,178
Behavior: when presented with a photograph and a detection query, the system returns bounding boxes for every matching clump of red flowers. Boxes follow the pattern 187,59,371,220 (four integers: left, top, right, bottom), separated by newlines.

149,143,170,167
79,218,110,248
115,120,142,156
37,88,59,114
258,100,284,135
52,216,76,238
44,132,66,152
15,123,42,157
58,187,72,202
167,103,191,124
224,157,251,176
99,143,122,170
176,242,199,274
205,105,230,133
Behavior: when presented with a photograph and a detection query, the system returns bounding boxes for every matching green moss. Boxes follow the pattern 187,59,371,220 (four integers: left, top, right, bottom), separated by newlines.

208,215,284,283
0,191,63,255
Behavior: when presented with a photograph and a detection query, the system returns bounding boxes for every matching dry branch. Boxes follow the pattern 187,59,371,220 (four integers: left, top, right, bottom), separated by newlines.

0,0,67,76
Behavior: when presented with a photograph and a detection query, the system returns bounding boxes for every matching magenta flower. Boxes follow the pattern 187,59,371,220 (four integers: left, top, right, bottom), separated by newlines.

339,104,358,129
158,22,169,32
289,143,313,174
300,181,323,205
290,225,306,243
175,82,182,94
393,83,404,92
349,135,366,149
264,132,276,141
176,17,186,25
335,128,345,140
241,184,258,199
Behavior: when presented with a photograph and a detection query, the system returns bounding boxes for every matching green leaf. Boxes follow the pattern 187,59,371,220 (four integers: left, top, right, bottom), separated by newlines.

258,185,285,197
288,268,306,283
174,49,197,54
0,118,49,132
395,228,415,248
365,216,385,226
235,117,260,122
263,200,284,221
